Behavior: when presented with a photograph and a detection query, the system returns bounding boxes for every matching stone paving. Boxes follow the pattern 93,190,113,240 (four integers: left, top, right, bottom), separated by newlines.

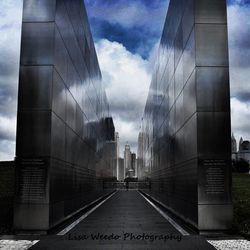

1,239,250,250
0,240,38,249
208,240,250,250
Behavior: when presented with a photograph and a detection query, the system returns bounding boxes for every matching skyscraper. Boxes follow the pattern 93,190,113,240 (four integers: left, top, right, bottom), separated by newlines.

238,138,250,164
124,143,131,178
231,134,237,160
231,134,237,152
239,137,244,151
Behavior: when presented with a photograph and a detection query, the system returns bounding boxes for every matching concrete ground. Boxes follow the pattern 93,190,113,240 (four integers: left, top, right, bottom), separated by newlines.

0,190,249,249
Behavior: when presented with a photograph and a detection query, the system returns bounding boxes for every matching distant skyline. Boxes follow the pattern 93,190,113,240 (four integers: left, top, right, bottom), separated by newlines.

0,0,250,159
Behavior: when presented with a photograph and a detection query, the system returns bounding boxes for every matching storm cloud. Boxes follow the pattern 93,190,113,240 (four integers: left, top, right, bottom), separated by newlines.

0,0,22,160
227,1,250,143
228,3,250,102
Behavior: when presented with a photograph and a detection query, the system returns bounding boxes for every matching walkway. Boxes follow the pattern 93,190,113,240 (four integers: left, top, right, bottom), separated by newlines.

28,190,215,249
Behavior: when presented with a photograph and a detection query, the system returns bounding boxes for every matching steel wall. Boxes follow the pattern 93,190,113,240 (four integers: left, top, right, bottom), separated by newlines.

141,0,232,232
14,0,111,231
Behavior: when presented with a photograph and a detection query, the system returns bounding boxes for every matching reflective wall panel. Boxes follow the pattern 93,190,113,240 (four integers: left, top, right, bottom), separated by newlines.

140,0,232,232
15,0,112,231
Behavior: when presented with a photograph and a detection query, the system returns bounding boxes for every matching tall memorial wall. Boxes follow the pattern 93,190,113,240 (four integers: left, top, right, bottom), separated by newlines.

141,0,232,232
14,0,112,231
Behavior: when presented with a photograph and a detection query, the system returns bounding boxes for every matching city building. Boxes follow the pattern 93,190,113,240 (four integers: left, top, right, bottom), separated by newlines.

231,134,237,160
239,137,243,151
124,143,131,178
231,135,250,165
238,138,250,164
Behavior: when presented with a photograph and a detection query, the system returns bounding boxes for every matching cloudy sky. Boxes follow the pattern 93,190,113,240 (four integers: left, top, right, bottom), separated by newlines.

85,0,169,155
0,0,249,160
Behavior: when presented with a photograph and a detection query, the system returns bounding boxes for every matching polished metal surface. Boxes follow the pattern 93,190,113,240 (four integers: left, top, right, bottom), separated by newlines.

18,66,53,110
23,0,56,22
196,24,229,67
140,0,232,232
196,67,230,112
16,111,52,157
195,0,227,24
15,0,112,231
21,23,55,65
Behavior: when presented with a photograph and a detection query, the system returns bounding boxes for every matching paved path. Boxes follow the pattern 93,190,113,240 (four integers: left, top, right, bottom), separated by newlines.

27,190,215,250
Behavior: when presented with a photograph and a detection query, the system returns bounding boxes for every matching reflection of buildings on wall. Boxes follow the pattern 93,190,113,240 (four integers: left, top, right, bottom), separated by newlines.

104,117,115,141
115,132,120,179
118,158,124,181
131,153,137,177
97,141,116,178
14,0,113,232
139,0,232,232
96,118,120,179
137,132,144,180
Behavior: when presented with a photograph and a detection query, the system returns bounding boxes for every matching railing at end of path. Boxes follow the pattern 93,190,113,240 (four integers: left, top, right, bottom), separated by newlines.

102,181,150,190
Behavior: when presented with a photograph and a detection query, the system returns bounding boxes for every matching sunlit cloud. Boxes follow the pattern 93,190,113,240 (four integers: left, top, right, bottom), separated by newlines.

95,39,151,154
